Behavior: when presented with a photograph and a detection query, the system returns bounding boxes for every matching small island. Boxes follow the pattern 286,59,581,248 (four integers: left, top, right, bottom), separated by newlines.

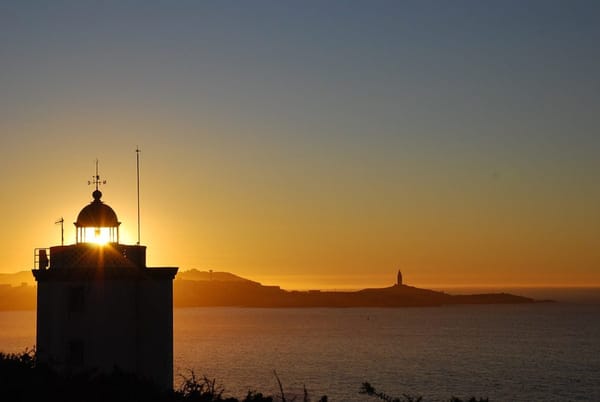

0,269,547,311
173,269,543,308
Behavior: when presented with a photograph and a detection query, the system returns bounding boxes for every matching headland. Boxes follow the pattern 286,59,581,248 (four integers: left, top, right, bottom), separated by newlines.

0,269,549,311
172,270,543,308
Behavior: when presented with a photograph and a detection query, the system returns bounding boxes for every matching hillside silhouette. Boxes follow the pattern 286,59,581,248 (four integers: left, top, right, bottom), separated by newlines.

173,270,538,307
177,269,259,284
0,269,542,311
0,271,35,287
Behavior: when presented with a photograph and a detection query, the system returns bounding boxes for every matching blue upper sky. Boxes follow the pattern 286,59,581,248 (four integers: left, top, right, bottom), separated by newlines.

1,1,599,286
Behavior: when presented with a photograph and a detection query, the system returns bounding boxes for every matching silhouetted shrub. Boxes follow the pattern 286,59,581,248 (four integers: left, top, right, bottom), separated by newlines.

360,382,489,402
360,382,423,402
0,350,281,402
1,350,488,402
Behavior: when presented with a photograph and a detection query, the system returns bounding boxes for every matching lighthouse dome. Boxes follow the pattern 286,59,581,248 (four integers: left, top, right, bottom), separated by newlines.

75,190,120,228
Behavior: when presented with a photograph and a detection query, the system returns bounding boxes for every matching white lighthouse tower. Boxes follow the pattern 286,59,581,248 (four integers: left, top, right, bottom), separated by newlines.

32,163,178,389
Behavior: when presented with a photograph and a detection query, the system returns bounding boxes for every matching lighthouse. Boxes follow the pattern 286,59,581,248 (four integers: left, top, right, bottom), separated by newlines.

32,163,178,389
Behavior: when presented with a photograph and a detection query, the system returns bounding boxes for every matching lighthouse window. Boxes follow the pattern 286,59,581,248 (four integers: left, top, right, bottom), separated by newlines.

68,286,85,313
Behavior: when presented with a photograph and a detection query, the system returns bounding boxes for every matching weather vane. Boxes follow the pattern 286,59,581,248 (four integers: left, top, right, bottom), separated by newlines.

88,159,107,190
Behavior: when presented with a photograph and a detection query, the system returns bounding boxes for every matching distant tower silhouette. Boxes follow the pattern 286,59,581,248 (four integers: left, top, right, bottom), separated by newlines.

397,269,403,286
32,161,178,389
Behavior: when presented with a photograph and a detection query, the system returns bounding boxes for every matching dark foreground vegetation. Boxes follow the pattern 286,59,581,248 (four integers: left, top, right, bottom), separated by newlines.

0,350,488,402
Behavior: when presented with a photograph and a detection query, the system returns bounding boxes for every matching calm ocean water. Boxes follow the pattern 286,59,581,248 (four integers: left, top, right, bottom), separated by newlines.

1,303,599,401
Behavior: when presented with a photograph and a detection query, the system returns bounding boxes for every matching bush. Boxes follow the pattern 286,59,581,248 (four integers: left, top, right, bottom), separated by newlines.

360,382,489,402
1,350,488,402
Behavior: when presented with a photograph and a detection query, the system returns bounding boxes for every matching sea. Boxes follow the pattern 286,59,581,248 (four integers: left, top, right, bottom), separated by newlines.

1,300,599,401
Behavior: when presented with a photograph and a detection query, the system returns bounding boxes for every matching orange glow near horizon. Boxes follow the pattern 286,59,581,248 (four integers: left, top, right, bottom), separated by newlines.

1,1,600,290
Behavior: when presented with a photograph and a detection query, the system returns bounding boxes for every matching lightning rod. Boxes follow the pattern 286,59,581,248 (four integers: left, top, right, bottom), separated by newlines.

136,147,141,245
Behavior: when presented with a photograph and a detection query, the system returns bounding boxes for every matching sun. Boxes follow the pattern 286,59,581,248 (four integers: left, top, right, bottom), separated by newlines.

84,227,111,245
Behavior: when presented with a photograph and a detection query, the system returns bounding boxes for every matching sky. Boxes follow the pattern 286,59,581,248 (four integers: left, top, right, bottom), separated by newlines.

1,1,599,289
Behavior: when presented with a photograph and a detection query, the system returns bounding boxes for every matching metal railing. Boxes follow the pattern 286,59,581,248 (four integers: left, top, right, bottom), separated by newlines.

34,248,50,270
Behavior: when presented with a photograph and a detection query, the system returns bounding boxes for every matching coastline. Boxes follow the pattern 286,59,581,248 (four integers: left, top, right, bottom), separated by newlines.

0,270,558,310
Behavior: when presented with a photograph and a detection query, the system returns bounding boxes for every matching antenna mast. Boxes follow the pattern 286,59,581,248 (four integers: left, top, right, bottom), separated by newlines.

55,217,64,246
136,147,141,245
